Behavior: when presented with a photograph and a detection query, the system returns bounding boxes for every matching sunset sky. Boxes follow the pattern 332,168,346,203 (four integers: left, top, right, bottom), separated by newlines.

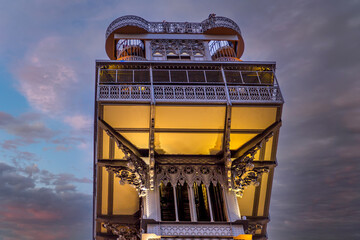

0,0,359,240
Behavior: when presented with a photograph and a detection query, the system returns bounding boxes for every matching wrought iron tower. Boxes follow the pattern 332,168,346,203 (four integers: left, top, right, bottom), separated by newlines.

94,15,283,240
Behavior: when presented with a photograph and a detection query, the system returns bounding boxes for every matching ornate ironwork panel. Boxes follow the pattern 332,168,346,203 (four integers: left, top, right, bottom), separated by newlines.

103,223,140,240
156,164,225,187
106,15,242,39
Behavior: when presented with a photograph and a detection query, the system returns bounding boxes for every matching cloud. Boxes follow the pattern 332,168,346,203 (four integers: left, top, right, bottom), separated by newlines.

0,162,92,240
0,112,55,144
15,37,77,114
64,114,92,132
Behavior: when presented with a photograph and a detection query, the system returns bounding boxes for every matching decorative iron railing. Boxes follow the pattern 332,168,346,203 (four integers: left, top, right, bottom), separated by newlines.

106,15,242,39
228,86,283,103
97,84,283,104
98,85,151,101
154,85,227,102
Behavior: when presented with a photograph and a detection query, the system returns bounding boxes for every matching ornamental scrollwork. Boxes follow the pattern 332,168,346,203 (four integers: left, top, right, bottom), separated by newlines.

106,15,242,39
156,164,224,187
104,129,149,197
150,39,205,57
106,166,147,197
102,223,140,240
231,136,272,197
245,223,263,235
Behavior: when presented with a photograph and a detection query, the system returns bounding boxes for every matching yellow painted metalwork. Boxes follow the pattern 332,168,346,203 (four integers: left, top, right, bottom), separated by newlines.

234,234,252,240
100,223,107,233
102,130,110,159
254,150,260,161
114,143,125,159
121,132,150,149
154,132,223,155
257,172,269,216
142,234,161,240
231,107,277,130
101,167,109,215
237,185,255,216
103,105,150,128
230,133,257,150
264,136,273,160
113,179,140,215
155,106,226,129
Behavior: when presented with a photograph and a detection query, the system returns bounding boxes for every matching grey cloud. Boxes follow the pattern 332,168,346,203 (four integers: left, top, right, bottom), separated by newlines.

0,162,92,240
0,112,56,143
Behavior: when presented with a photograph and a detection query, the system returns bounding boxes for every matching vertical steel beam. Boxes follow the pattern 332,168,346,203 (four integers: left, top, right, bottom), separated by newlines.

149,66,155,190
221,66,233,191
189,184,197,222
173,185,179,222
206,185,214,222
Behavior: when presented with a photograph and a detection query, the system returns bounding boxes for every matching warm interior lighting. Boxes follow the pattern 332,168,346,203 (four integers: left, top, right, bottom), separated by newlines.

142,234,161,240
234,234,252,240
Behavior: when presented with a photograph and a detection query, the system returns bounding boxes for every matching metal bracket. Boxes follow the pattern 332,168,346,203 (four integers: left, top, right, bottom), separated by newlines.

231,134,273,197
245,223,263,235
99,118,149,197
102,223,140,240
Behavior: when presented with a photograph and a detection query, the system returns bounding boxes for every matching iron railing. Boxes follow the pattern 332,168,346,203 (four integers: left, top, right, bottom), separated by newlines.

97,84,283,104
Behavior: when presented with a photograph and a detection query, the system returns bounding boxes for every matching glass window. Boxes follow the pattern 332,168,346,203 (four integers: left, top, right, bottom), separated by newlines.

257,71,274,85
134,70,150,83
193,182,211,221
209,182,227,221
188,70,206,83
117,70,133,83
241,71,260,84
225,70,242,84
176,182,191,221
153,70,170,83
170,71,188,83
205,71,223,83
159,182,176,221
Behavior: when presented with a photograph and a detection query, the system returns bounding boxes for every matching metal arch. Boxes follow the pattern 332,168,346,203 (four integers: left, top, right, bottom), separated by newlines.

201,15,241,35
106,15,242,38
106,15,149,39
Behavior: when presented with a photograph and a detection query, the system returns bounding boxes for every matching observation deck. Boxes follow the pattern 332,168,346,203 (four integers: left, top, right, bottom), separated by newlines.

105,15,245,60
96,61,283,105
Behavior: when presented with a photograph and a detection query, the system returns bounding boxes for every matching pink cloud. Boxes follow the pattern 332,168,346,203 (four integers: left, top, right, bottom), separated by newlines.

15,37,77,114
2,204,61,222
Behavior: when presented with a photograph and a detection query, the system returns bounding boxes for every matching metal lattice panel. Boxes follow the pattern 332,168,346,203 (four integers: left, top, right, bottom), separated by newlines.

98,85,283,104
98,85,151,101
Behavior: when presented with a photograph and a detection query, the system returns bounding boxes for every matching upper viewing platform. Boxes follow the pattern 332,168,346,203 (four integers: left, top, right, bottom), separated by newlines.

105,14,245,61
98,15,283,105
